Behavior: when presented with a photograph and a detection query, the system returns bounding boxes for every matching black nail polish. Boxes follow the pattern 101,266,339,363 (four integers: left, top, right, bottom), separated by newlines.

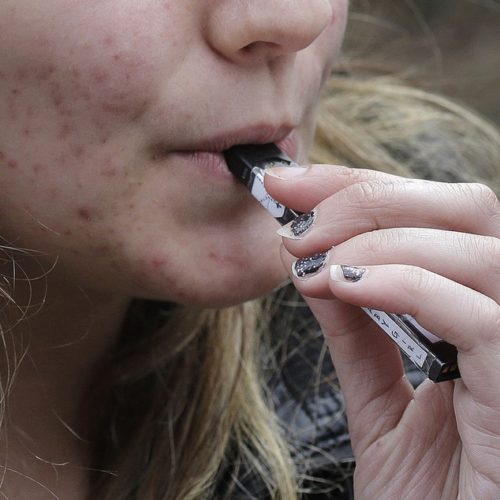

341,265,366,282
290,211,315,238
293,252,328,279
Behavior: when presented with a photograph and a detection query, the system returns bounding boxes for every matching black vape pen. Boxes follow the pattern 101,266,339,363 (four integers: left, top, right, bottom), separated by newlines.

224,143,460,383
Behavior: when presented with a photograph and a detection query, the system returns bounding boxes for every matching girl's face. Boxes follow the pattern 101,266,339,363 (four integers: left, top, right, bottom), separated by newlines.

0,1,348,307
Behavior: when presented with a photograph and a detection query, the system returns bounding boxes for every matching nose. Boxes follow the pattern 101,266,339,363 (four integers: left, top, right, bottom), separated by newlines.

205,0,334,64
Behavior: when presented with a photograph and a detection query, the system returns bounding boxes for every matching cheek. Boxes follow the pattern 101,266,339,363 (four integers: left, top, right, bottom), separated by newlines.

0,31,153,151
0,2,189,161
0,5,173,244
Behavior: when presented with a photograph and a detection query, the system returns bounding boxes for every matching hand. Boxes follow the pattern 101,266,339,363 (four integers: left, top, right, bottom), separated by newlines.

265,165,500,499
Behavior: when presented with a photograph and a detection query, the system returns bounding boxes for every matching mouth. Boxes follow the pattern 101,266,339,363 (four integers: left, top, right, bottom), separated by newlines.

151,124,298,160
150,125,299,180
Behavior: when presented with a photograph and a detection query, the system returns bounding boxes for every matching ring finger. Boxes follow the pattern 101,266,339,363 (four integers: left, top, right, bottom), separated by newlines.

281,227,500,301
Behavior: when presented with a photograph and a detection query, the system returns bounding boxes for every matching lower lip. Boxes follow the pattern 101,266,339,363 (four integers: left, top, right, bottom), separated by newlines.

165,131,299,180
172,151,235,180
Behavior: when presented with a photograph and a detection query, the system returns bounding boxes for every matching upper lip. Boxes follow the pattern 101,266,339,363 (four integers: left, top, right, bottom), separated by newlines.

174,123,295,153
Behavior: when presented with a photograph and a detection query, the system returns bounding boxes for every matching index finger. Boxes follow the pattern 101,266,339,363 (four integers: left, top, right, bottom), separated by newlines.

264,164,411,212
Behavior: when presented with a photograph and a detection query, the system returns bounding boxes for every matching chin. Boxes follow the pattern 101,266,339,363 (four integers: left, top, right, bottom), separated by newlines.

150,265,288,309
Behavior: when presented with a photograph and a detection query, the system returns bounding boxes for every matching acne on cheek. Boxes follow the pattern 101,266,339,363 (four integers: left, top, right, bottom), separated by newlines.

2,39,152,147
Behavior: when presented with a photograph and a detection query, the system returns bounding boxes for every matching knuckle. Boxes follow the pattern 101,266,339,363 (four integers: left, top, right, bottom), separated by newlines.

465,183,500,219
351,229,387,256
400,265,434,298
353,228,408,256
343,166,367,185
347,181,390,207
481,236,500,274
477,302,500,347
462,234,500,279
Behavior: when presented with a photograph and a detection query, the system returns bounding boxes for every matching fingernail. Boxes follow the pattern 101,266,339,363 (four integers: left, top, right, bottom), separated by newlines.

277,210,316,239
330,265,367,283
265,166,308,180
292,251,329,280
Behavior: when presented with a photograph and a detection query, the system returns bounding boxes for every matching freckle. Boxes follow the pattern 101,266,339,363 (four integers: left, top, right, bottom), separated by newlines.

63,229,73,236
127,203,136,209
11,88,20,96
23,128,31,137
16,69,28,80
33,163,44,173
71,144,85,158
94,120,106,131
7,160,18,169
101,167,117,177
0,151,5,160
91,69,109,84
126,59,141,70
49,83,64,107
113,54,121,61
152,257,166,269
55,153,70,166
37,64,56,81
77,207,93,221
58,123,72,139
208,251,219,262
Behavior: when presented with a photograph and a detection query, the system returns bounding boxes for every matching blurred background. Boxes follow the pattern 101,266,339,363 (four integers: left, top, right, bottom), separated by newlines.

343,0,500,124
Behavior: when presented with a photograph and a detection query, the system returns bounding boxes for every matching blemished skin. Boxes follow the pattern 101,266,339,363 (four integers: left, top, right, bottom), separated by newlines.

1,1,500,499
0,0,346,308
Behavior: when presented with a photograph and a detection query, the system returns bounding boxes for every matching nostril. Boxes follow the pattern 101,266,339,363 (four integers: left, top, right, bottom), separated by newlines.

205,1,335,65
241,41,281,57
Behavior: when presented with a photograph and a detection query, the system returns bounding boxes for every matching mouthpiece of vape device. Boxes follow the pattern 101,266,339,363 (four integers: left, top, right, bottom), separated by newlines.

224,143,301,225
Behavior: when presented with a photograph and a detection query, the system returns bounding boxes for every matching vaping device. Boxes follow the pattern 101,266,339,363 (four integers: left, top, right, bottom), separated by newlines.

224,143,460,383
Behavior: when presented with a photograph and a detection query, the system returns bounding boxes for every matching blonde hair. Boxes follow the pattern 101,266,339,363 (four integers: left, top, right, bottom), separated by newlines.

2,31,500,500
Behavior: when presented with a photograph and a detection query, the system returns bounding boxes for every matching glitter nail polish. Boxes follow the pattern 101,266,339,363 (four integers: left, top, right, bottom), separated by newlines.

292,252,328,279
341,265,366,282
277,210,316,239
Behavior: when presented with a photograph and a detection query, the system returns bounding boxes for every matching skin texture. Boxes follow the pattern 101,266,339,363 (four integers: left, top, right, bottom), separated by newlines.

0,1,348,498
265,166,500,498
0,0,347,308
